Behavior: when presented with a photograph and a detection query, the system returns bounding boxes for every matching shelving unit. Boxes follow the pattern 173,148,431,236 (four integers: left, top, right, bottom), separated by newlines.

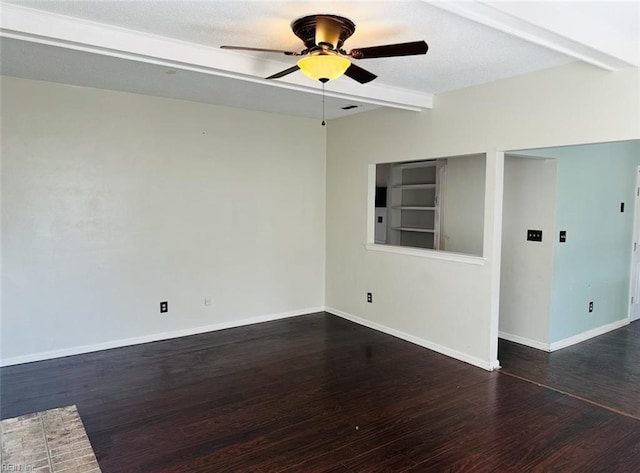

387,160,445,249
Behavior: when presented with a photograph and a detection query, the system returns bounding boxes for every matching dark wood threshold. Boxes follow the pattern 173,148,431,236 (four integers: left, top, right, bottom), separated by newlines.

498,320,640,419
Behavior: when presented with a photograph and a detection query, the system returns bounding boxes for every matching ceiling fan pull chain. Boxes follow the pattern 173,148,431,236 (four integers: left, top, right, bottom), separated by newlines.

321,81,326,126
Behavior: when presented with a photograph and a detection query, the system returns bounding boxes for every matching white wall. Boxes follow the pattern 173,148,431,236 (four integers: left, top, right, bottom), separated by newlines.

513,141,640,346
1,77,326,363
2,62,639,370
499,156,557,348
325,62,639,370
441,154,486,256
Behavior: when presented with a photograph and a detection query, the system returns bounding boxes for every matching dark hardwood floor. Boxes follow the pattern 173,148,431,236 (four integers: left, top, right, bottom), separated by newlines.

2,313,640,472
498,320,640,419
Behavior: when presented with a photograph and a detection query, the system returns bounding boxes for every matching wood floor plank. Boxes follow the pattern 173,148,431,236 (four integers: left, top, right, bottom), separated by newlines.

2,313,639,472
498,320,640,418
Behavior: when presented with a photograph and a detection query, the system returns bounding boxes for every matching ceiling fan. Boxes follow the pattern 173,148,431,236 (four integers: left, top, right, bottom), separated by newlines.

221,14,428,84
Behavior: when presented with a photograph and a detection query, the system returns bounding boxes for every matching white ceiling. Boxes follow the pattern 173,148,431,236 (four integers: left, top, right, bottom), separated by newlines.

1,1,638,120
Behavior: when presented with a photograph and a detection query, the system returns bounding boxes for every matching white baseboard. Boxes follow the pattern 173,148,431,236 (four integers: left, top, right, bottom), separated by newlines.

325,306,499,371
549,318,629,352
499,331,551,352
0,306,324,367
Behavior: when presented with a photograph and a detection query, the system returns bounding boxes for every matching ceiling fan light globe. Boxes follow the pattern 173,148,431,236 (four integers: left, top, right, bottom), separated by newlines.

297,54,350,82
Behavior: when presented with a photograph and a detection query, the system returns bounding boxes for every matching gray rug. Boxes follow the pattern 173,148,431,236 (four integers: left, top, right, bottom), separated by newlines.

1,405,101,472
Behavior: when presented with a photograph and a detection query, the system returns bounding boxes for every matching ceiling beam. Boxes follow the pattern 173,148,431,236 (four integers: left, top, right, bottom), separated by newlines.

427,0,637,71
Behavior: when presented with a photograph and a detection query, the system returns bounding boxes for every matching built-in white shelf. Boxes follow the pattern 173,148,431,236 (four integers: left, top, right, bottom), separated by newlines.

391,226,435,233
393,161,437,170
392,206,436,210
387,159,444,250
392,183,436,190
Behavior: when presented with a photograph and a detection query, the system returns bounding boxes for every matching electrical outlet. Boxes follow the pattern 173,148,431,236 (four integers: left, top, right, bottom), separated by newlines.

588,301,593,313
559,231,567,243
367,292,372,303
204,296,212,306
527,230,543,242
160,301,168,313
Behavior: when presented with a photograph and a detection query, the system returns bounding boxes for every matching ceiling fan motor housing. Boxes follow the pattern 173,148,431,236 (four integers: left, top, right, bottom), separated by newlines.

291,14,356,51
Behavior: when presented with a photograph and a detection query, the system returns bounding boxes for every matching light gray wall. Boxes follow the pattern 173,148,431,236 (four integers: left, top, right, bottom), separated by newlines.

376,163,390,187
1,77,327,362
441,154,486,256
325,62,639,369
2,62,640,369
515,141,640,345
499,156,557,347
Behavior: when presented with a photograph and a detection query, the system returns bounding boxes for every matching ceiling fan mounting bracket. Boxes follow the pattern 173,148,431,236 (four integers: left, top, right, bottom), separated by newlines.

291,14,356,50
